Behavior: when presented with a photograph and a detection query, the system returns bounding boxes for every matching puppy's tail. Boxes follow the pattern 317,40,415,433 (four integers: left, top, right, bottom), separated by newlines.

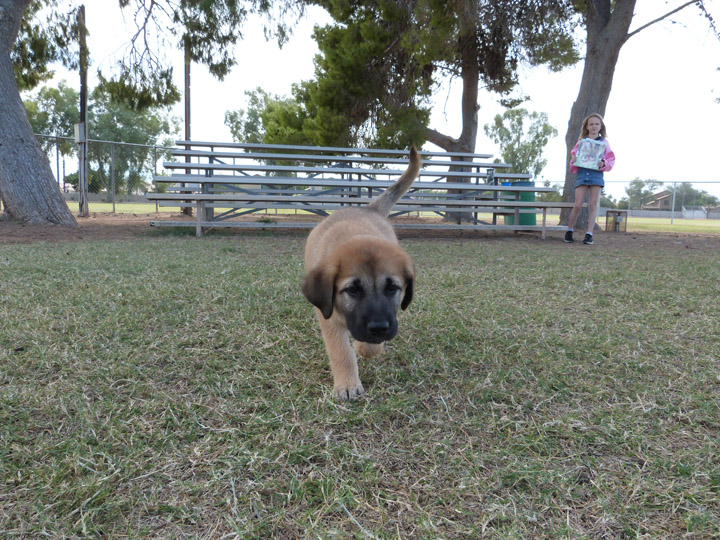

368,146,421,217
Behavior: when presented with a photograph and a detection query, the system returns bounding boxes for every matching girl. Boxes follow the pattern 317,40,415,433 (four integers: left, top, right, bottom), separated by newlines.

565,113,615,245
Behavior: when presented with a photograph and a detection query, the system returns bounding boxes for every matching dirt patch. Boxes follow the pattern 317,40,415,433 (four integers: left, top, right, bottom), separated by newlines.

1,212,718,251
0,213,155,244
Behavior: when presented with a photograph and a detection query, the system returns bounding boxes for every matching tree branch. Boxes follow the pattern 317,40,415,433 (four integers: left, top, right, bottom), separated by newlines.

626,0,699,41
423,127,461,153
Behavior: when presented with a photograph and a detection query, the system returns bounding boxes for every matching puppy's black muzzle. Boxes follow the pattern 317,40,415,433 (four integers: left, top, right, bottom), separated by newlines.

346,299,398,344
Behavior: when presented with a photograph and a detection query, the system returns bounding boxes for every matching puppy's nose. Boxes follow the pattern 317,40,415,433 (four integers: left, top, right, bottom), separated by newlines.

368,320,390,336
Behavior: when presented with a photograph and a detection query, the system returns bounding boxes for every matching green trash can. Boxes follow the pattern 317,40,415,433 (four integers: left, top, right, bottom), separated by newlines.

502,181,536,226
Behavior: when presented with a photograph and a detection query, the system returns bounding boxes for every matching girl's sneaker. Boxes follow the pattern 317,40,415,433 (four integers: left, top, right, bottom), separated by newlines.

564,231,574,243
583,234,594,245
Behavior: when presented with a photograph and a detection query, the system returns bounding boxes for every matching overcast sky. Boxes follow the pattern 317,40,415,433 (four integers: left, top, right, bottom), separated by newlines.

49,0,720,201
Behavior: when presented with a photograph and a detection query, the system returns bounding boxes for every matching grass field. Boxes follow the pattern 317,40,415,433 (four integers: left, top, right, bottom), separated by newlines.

1,232,719,538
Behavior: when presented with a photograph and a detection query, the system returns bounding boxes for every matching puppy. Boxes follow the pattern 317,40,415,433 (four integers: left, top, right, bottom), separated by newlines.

302,147,421,400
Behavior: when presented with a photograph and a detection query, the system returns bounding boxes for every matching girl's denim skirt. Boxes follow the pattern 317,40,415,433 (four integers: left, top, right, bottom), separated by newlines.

575,167,604,188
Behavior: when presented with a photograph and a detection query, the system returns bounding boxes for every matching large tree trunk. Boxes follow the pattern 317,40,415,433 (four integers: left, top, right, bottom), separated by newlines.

0,0,77,226
424,28,480,223
424,38,479,154
560,0,636,229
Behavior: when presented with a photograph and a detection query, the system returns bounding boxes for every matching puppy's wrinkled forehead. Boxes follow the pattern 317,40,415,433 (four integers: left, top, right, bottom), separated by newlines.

333,239,412,282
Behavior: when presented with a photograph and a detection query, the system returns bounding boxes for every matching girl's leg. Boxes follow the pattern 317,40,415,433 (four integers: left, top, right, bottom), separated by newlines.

586,185,602,233
567,184,588,230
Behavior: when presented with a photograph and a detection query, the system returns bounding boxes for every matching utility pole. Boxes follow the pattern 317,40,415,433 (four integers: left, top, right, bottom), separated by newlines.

182,37,192,215
76,5,89,217
671,182,677,224
185,38,191,145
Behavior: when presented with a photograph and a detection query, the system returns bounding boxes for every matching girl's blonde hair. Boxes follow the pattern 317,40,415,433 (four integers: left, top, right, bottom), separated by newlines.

579,113,607,139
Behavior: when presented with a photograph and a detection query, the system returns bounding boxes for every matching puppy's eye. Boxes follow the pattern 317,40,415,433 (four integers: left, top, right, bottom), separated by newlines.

343,284,363,297
385,282,401,295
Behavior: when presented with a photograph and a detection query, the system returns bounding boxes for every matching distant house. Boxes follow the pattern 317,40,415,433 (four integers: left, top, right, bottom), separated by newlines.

642,190,672,210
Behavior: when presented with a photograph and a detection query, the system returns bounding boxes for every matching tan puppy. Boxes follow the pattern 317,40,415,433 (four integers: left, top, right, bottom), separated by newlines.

302,147,422,400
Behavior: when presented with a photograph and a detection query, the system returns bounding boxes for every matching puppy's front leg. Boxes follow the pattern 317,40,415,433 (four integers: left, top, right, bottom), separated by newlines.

317,312,365,400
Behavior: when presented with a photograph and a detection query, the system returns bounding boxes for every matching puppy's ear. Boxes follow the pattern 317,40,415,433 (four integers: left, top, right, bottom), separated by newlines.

302,265,336,319
401,269,414,310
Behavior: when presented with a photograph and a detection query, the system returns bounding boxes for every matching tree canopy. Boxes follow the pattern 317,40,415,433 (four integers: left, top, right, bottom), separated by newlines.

13,0,305,109
24,81,179,194
225,88,314,147
23,79,78,157
620,179,718,210
229,0,580,152
12,0,77,91
483,109,558,178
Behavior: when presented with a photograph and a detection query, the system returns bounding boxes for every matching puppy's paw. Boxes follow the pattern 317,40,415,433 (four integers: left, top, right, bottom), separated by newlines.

333,382,366,401
353,341,384,358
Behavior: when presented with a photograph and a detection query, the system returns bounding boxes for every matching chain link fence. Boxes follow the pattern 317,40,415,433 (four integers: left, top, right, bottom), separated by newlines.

33,134,720,221
36,134,174,215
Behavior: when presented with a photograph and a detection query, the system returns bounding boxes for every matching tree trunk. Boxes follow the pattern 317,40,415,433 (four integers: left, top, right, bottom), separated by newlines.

560,0,636,229
425,21,479,154
424,28,479,223
0,0,77,226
